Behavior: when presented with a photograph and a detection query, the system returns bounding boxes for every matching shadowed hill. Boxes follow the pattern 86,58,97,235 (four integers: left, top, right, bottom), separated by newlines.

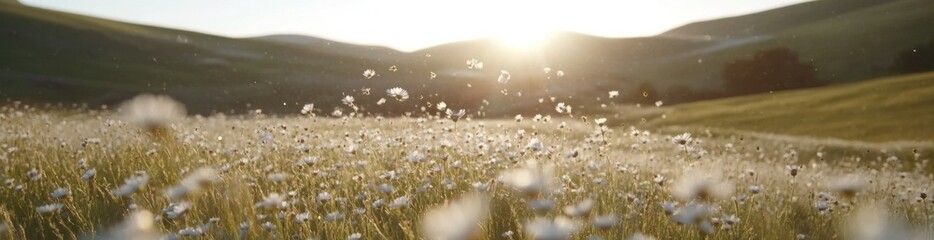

663,0,893,38
2,0,934,116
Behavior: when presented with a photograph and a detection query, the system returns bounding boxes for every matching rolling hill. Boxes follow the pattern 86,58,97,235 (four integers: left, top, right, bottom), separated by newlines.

1,0,933,116
650,71,934,142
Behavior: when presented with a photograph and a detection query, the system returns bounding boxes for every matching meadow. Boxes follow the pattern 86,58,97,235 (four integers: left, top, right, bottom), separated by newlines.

0,95,932,240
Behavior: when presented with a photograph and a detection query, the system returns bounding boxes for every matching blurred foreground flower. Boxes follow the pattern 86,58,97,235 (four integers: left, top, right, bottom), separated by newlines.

95,210,164,240
499,161,554,197
525,216,580,240
671,170,733,201
846,203,928,240
420,193,489,240
119,94,185,133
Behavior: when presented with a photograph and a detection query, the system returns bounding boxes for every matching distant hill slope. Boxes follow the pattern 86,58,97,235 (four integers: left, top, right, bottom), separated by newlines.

2,0,933,116
412,0,934,98
651,71,934,142
0,4,424,114
651,0,934,89
663,0,893,38
250,34,404,61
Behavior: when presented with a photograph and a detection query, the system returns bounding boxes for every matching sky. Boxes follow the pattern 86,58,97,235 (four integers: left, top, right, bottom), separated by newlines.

21,0,810,52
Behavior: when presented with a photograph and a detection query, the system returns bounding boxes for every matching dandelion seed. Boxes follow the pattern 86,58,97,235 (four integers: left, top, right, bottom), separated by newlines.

386,87,409,101
594,118,607,126
629,233,656,240
499,162,553,197
828,175,868,198
114,172,150,197
37,203,64,214
671,171,733,201
378,183,395,193
377,98,387,105
498,70,511,84
363,69,376,79
294,212,311,223
388,65,398,72
27,168,41,181
749,185,762,194
527,138,543,152
529,199,556,214
609,91,619,98
98,210,164,240
466,58,483,69
317,192,332,202
267,173,289,183
254,193,287,209
472,182,490,191
436,101,447,110
301,104,315,115
51,187,70,199
295,156,319,168
342,95,355,106
348,233,362,240
525,216,580,240
672,203,714,225
653,175,667,186
563,199,594,217
260,222,275,231
324,211,345,222
698,220,715,235
430,72,437,79
165,167,219,201
846,203,920,240
662,202,678,215
389,196,410,209
178,227,203,237
556,70,565,77
555,103,571,114
163,201,192,220
592,214,619,230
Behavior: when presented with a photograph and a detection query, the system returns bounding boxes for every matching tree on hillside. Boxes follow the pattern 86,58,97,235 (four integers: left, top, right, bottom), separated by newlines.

722,47,823,96
892,38,934,74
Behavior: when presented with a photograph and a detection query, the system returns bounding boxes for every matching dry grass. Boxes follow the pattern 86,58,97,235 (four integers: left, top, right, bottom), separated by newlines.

0,105,932,240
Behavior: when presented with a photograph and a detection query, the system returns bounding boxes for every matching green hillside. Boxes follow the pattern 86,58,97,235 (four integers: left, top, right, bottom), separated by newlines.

651,71,934,142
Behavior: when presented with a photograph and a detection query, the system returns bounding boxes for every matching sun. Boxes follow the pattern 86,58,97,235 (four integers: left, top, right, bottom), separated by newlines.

496,27,553,50
489,4,555,51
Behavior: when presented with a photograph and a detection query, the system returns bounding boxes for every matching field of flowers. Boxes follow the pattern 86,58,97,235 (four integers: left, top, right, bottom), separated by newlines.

0,96,932,240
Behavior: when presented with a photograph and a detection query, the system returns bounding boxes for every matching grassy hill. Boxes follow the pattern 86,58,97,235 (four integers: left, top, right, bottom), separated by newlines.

393,0,934,105
0,4,426,114
2,0,933,116
650,71,934,142
652,0,934,90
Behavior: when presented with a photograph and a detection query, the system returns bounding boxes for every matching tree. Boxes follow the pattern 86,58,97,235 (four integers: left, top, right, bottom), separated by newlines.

722,47,822,96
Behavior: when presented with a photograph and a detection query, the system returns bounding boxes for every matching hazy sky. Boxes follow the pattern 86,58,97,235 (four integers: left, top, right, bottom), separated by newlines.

21,0,809,51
